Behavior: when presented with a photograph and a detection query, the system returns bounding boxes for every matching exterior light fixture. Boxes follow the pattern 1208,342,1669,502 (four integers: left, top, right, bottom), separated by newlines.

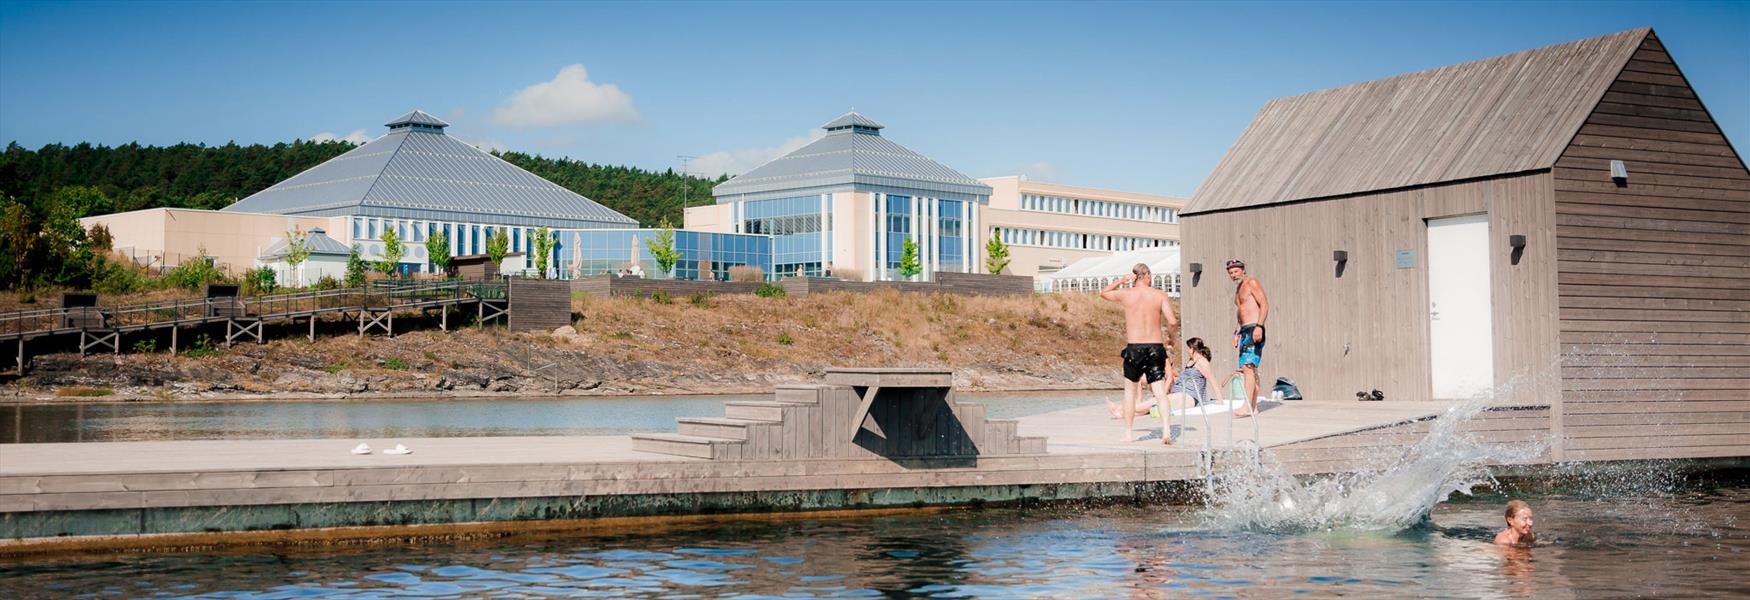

1610,160,1628,187
1332,251,1347,277
1189,262,1203,274
1188,262,1202,287
1510,234,1527,265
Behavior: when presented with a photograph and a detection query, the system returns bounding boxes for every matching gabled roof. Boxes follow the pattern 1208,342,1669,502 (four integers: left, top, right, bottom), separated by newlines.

1186,28,1650,215
224,110,636,229
259,227,352,259
714,112,992,201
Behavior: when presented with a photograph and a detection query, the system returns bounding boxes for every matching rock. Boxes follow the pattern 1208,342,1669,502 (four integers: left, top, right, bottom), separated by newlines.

487,379,518,392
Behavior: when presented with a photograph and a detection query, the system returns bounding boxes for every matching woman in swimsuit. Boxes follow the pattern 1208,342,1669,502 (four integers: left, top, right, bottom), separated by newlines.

1108,338,1217,418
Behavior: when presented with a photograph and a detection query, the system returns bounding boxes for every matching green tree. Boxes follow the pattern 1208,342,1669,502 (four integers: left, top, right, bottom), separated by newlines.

899,236,922,280
377,226,403,277
425,229,451,275
486,228,510,266
87,224,114,253
345,244,367,288
283,227,311,287
644,217,682,276
532,227,555,279
984,228,1011,275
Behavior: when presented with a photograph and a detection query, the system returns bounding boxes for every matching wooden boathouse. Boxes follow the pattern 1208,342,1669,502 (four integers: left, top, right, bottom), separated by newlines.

1178,28,1748,461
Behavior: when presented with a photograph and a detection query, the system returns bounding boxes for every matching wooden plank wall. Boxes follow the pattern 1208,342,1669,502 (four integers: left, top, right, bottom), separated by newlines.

1178,172,1561,406
1551,33,1750,461
507,278,571,332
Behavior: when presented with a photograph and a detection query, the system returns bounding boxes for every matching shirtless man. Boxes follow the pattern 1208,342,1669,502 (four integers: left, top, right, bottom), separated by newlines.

1101,264,1178,443
1227,260,1269,418
1494,500,1536,545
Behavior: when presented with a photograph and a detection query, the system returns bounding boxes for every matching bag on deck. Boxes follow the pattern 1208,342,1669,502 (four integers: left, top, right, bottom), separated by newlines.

1272,377,1303,400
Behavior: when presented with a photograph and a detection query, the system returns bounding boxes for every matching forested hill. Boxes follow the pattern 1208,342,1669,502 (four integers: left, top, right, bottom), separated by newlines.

0,141,724,227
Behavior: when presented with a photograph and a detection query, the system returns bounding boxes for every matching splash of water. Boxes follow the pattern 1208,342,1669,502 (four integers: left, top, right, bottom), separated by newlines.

1201,393,1550,532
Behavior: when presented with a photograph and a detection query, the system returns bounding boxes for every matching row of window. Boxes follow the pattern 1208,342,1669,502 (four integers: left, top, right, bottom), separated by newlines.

352,217,547,260
996,227,1177,252
1020,194,1178,224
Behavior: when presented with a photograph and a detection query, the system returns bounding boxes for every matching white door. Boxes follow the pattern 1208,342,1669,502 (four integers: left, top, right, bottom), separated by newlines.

1427,214,1493,399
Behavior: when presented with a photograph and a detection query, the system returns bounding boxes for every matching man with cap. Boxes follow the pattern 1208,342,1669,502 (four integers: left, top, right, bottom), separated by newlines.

1227,259,1270,417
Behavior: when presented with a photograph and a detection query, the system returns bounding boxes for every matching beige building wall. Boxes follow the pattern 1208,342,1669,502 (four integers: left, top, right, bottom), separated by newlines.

80,208,337,275
830,192,874,281
976,176,1186,278
683,203,734,234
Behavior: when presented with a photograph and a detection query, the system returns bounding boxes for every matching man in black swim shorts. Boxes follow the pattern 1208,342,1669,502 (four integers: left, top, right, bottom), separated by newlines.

1101,263,1178,443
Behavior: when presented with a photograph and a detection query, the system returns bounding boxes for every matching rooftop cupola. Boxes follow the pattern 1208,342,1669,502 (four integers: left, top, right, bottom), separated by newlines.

820,111,884,136
384,109,450,134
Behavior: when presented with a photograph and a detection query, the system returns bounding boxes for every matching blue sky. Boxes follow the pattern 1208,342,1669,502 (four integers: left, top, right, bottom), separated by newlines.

2,1,1745,197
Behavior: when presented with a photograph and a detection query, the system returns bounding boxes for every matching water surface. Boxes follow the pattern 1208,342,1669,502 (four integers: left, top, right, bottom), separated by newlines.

3,482,1743,598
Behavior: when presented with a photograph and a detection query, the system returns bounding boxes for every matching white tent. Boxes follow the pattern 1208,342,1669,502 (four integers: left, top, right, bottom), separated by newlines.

1039,247,1182,296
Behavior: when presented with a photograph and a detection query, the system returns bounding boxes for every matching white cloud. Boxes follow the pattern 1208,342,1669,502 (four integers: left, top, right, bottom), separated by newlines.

1013,161,1059,182
493,64,639,128
688,130,825,178
466,137,510,153
310,129,372,144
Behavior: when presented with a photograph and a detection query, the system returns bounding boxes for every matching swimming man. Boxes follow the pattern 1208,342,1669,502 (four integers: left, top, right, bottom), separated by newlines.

1101,263,1178,443
1228,259,1269,417
1495,500,1536,545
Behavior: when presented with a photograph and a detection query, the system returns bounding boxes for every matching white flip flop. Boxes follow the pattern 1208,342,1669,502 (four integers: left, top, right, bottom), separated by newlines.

383,444,413,455
350,443,372,455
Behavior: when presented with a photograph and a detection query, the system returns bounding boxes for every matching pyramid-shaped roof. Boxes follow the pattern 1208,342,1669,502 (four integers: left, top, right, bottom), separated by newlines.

713,112,991,201
224,111,636,229
1187,28,1651,215
258,227,352,259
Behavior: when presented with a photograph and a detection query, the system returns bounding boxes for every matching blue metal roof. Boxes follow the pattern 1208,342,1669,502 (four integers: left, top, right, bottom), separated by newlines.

714,113,991,202
224,111,636,229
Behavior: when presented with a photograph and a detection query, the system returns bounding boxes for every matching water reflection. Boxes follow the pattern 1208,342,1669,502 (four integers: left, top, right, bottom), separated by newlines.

0,391,1111,443
3,487,1743,598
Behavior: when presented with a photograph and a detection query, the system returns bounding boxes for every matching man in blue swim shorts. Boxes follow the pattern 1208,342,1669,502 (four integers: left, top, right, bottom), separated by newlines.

1227,259,1269,417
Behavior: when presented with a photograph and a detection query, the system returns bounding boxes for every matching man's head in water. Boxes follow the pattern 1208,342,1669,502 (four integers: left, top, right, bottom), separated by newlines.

1226,259,1246,281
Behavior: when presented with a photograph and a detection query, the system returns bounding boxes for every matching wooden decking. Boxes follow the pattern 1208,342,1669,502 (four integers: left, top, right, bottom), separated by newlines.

0,382,1569,551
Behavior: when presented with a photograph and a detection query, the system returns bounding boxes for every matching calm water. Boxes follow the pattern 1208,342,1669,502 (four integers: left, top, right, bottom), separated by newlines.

2,480,1744,598
0,391,1111,444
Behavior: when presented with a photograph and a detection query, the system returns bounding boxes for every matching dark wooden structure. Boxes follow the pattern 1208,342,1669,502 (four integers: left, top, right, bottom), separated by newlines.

506,278,571,332
1,279,518,375
450,253,522,280
1179,28,1747,462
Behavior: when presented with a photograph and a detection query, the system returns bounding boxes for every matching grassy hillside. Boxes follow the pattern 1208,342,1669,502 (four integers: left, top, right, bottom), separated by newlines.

9,291,1170,399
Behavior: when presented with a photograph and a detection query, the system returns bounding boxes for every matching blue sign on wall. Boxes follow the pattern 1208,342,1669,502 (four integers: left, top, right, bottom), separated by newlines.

1396,250,1416,269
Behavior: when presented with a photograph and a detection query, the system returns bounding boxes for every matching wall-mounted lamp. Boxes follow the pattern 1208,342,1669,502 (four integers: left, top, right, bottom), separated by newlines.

1188,262,1203,287
1610,160,1628,188
1332,250,1348,277
1509,234,1526,265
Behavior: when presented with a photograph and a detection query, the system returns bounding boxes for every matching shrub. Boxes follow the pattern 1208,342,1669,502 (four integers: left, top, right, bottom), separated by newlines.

776,333,794,346
93,256,152,294
181,333,220,357
242,266,278,295
687,291,713,307
132,339,158,353
381,357,409,370
755,282,786,298
164,256,227,290
728,265,764,282
649,290,673,305
314,274,341,290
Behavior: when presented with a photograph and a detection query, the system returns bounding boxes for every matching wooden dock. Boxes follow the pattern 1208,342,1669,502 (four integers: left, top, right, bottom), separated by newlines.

0,278,571,374
0,369,1587,554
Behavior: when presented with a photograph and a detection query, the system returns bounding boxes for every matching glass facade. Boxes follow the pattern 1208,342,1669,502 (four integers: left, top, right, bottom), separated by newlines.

937,199,964,273
553,229,772,281
883,195,913,271
744,196,831,277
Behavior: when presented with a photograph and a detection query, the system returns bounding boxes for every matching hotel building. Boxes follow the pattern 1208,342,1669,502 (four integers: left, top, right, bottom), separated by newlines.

979,176,1184,279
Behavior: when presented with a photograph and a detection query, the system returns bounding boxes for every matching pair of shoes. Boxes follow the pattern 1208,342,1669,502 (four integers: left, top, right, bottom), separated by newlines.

1355,390,1385,401
350,443,413,455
